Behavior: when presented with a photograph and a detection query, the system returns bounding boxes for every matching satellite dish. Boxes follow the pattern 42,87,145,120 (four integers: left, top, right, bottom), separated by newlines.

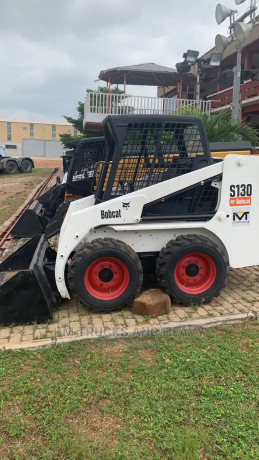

215,34,232,53
215,3,234,24
234,22,253,44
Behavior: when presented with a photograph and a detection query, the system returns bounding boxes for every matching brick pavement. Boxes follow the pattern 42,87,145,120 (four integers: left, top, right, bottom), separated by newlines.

0,266,258,350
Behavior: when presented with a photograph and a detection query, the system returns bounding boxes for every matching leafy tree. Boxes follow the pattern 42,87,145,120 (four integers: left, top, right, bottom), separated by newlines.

177,106,258,148
60,87,124,149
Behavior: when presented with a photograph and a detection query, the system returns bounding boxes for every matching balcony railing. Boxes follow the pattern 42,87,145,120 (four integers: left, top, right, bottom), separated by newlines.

208,79,259,111
83,92,212,128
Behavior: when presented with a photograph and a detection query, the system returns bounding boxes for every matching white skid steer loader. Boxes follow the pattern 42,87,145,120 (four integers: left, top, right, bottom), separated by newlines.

0,114,258,324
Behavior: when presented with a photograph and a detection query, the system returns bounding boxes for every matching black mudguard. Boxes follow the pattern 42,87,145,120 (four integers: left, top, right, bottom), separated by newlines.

0,235,60,325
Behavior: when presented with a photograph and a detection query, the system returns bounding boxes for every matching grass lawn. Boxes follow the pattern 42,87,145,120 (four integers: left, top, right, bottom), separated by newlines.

0,168,53,226
0,323,258,460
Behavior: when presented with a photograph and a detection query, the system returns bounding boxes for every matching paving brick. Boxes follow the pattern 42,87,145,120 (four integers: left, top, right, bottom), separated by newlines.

69,321,81,331
9,333,22,343
22,334,34,342
175,309,188,319
91,318,104,328
125,319,137,328
123,310,136,319
0,328,11,339
69,313,80,322
168,313,182,322
103,321,115,330
197,307,209,317
80,316,92,326
113,317,125,326
0,338,9,345
102,314,113,322
148,318,160,326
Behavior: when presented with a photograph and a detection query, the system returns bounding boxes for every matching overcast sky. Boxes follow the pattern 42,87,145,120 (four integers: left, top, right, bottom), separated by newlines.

0,0,249,122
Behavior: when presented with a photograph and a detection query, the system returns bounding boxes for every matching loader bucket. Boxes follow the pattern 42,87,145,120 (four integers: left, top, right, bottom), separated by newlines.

0,235,60,325
11,200,47,238
11,184,66,238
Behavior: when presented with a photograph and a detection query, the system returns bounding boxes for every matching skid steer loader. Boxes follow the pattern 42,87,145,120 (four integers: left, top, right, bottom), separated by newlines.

0,114,259,325
11,136,105,238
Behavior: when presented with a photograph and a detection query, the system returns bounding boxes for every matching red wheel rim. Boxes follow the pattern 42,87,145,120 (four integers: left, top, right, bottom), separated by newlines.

174,252,216,294
84,257,129,300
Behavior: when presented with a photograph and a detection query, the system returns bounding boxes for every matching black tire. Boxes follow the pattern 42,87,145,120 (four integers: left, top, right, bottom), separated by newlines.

20,159,32,173
156,235,228,305
5,160,18,174
68,238,143,311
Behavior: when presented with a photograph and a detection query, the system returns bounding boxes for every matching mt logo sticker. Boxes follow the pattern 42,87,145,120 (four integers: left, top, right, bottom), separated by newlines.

232,207,250,226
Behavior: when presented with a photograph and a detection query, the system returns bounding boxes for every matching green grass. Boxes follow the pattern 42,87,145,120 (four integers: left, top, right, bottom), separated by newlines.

0,323,258,459
0,167,53,179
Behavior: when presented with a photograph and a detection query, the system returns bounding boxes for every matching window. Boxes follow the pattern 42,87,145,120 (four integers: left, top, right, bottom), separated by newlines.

73,128,77,136
52,124,56,140
5,144,17,149
30,123,34,139
7,122,11,141
23,126,27,131
67,129,71,134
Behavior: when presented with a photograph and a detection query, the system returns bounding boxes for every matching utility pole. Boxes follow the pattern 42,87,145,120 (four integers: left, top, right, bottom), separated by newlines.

232,46,242,120
196,72,201,109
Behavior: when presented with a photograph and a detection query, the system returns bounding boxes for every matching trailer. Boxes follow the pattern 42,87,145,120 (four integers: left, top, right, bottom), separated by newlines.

0,146,34,174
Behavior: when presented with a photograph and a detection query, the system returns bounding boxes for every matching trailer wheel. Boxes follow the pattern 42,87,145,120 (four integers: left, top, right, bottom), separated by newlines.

5,160,18,174
156,235,228,305
68,238,143,311
20,159,33,173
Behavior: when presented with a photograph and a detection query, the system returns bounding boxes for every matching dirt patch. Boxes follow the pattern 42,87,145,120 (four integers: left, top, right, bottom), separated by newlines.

32,157,62,168
68,405,122,445
137,349,156,365
0,169,53,228
0,180,25,204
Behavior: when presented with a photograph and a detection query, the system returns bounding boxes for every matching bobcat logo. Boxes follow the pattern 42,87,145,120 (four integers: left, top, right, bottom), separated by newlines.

122,202,130,210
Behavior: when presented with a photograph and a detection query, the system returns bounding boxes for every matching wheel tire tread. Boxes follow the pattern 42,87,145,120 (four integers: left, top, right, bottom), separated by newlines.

68,238,143,311
156,234,228,305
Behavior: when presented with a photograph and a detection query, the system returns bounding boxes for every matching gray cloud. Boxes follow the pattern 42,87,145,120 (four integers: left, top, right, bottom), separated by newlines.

0,0,248,121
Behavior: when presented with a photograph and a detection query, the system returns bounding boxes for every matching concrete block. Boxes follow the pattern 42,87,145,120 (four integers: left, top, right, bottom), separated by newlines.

132,289,171,317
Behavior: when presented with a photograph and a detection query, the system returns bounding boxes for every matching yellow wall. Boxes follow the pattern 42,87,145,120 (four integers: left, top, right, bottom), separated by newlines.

0,121,7,142
33,123,52,140
56,124,74,140
0,121,74,143
10,122,30,142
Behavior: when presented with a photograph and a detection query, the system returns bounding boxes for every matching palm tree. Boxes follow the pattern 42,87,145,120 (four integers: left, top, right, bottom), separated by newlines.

177,107,258,148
